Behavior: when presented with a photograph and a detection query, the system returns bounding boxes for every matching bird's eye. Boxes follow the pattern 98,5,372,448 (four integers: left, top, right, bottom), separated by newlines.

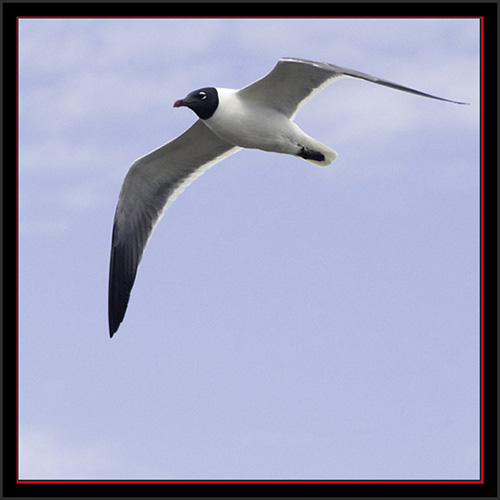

198,92,207,100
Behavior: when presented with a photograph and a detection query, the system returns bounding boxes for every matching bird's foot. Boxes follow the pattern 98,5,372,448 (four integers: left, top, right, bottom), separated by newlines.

297,145,325,162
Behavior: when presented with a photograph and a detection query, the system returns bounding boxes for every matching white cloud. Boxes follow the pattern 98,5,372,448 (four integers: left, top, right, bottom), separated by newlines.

19,427,123,480
19,138,100,173
18,220,70,236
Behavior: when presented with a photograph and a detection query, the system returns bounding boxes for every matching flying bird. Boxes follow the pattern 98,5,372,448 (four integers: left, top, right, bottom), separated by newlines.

109,57,466,337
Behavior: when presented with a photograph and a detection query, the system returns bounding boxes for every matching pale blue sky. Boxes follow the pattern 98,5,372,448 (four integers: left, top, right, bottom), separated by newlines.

18,18,480,480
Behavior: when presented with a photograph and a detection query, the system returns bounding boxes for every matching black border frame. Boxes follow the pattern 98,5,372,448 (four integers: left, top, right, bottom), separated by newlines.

5,2,497,498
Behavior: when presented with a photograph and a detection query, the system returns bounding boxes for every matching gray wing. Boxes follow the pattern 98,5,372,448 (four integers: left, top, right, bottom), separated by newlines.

109,119,240,337
238,57,467,119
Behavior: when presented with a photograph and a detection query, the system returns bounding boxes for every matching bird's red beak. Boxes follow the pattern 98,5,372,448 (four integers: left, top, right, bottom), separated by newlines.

173,99,186,108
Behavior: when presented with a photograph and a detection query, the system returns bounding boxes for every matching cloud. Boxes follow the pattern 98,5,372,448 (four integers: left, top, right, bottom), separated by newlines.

18,427,123,480
18,426,187,480
18,220,70,237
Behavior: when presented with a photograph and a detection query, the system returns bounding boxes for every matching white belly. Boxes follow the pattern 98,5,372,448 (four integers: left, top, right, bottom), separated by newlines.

204,88,300,154
204,88,338,166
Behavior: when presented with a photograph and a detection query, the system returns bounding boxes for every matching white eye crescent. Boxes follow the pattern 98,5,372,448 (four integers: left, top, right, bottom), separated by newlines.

199,92,207,100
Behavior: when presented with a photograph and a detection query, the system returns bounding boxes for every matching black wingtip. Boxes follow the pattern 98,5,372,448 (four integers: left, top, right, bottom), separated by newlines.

109,325,118,338
438,97,469,106
108,243,134,339
108,283,130,338
109,296,129,337
108,308,122,338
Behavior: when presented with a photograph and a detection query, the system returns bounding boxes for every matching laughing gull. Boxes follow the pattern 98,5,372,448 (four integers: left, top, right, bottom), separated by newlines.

109,57,466,337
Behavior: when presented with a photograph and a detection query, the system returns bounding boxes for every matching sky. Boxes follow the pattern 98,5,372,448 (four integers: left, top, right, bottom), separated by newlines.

17,18,480,481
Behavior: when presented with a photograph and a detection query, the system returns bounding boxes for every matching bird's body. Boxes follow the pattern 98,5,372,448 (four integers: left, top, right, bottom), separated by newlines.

203,87,337,164
109,57,466,337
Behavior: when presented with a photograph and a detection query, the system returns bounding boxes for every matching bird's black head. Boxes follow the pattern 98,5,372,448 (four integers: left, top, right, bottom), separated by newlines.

173,87,219,120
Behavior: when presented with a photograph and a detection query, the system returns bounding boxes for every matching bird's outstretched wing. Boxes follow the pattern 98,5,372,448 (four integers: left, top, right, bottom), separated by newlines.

239,57,467,119
109,119,240,336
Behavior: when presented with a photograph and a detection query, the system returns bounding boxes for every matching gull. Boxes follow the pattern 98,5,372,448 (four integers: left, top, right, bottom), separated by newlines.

109,57,466,337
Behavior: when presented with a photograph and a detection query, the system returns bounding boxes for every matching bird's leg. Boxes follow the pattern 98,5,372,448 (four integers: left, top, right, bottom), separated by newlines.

297,145,326,162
